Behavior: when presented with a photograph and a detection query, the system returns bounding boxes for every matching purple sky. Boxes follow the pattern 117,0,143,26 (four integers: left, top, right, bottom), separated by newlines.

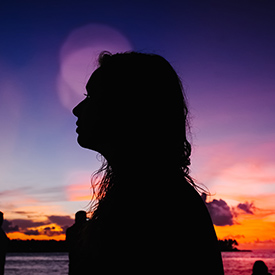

0,0,275,245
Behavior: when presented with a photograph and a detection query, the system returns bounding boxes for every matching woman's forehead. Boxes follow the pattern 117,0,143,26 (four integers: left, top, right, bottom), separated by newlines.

86,67,104,92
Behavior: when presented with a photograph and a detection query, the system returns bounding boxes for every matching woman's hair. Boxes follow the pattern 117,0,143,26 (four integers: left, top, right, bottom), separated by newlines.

89,51,205,216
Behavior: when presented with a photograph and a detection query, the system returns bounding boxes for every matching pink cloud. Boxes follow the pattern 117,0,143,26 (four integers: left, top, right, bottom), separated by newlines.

66,182,92,202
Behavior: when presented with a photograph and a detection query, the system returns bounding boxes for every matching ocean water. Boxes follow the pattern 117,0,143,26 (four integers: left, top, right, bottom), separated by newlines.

4,250,275,274
222,250,275,275
5,253,68,275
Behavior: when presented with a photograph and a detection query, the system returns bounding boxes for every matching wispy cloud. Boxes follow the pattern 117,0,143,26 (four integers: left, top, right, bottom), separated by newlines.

237,202,255,215
24,229,40,236
0,185,67,215
66,183,92,202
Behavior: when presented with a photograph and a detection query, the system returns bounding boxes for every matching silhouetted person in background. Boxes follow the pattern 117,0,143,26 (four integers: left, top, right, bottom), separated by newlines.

66,211,87,275
252,260,272,275
0,212,9,275
73,52,224,274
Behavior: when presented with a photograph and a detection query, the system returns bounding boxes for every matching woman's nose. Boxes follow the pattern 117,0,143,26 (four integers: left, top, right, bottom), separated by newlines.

72,100,84,117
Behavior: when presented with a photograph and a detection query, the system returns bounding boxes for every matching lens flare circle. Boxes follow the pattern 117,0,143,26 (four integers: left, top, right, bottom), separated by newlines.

57,24,132,110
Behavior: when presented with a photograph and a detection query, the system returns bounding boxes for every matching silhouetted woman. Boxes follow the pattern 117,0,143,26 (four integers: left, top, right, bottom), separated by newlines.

252,261,272,275
73,52,224,274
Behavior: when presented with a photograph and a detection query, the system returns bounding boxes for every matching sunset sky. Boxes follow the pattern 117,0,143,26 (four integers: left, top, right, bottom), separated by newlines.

1,0,275,250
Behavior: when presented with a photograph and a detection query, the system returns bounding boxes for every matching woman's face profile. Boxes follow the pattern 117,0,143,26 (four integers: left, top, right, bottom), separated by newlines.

73,68,109,152
73,52,186,161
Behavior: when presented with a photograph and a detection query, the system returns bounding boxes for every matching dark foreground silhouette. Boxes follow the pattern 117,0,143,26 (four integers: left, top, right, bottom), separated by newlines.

66,211,87,275
72,52,224,274
0,212,9,275
252,260,272,275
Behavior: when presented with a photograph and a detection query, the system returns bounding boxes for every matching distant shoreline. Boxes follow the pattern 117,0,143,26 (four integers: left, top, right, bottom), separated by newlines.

222,249,252,252
7,239,252,253
7,240,67,253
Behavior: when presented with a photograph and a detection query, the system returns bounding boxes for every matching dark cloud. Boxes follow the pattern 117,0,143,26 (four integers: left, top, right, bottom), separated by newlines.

2,211,78,237
10,219,46,230
2,220,19,233
237,202,255,214
24,229,40,236
47,215,74,227
207,199,234,226
46,215,74,236
202,194,234,226
202,194,257,227
43,226,64,237
2,214,75,236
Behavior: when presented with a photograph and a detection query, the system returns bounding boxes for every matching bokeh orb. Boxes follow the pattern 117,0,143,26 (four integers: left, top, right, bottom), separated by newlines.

57,24,132,110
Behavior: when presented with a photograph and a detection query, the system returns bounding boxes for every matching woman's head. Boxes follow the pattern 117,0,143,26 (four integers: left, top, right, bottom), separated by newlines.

73,51,200,214
252,261,269,275
73,51,190,168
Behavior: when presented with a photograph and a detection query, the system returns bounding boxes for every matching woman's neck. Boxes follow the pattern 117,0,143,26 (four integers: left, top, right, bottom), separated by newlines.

105,152,181,182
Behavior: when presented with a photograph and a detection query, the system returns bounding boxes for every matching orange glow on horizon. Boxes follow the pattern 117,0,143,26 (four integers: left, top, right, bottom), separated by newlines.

215,213,275,250
201,158,275,251
7,232,66,241
5,214,275,250
4,164,275,250
6,223,67,241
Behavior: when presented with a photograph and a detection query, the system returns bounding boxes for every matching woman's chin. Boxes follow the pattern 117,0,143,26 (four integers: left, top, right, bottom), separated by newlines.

77,135,92,149
77,135,102,153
